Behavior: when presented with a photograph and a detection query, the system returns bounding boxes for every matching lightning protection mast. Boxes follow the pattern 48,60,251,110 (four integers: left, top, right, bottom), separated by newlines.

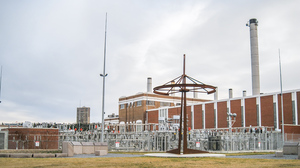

0,66,2,103
100,13,108,142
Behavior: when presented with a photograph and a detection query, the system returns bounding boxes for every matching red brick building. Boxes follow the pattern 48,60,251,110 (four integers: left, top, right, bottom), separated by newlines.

119,92,210,125
3,128,59,149
124,90,300,130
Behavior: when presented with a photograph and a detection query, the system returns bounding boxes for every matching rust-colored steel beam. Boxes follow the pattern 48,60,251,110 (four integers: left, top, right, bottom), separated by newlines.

154,54,216,154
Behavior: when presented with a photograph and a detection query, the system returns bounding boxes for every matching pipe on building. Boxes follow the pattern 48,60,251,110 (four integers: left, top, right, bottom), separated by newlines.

243,90,247,97
171,80,175,96
193,88,198,99
214,87,218,100
147,77,152,93
229,88,233,99
247,18,260,95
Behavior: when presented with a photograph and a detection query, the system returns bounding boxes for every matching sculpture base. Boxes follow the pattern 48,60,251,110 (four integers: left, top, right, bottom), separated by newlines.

167,148,209,154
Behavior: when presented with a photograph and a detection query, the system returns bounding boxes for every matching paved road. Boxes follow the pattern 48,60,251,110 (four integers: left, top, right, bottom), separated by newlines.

71,153,298,160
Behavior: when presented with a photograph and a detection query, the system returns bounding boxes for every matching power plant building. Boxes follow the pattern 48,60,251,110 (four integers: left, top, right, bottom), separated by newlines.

118,18,300,131
119,91,210,125
119,87,300,131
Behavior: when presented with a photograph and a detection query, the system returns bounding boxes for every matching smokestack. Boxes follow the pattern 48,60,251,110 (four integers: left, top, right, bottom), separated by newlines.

243,90,247,97
229,88,233,99
193,87,198,98
246,18,260,95
147,77,152,93
214,87,218,100
170,80,175,96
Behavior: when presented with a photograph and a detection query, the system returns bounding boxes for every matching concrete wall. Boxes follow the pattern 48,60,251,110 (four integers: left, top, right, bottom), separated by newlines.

0,131,8,149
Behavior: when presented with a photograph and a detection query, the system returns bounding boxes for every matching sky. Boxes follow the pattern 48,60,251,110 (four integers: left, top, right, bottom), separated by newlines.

0,0,299,124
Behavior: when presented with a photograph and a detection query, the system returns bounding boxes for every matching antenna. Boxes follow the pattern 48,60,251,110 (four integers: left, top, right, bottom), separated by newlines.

100,13,108,142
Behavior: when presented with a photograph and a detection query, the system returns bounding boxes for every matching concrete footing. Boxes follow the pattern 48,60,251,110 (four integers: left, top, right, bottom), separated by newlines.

10,153,33,158
0,153,10,157
275,151,283,157
55,153,68,157
33,153,56,158
0,153,68,158
95,150,108,156
283,142,298,155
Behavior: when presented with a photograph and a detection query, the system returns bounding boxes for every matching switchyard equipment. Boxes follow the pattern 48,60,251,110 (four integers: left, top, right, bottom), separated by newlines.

58,125,283,152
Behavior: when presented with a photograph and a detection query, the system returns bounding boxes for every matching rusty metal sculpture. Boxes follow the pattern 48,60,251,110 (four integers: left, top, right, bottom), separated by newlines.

153,54,216,154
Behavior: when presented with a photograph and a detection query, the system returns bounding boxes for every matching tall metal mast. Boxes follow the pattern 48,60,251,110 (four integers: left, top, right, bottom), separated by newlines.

100,13,108,142
279,49,284,143
0,66,2,103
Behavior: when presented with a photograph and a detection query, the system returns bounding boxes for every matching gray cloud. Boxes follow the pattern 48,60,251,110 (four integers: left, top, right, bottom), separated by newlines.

0,0,299,123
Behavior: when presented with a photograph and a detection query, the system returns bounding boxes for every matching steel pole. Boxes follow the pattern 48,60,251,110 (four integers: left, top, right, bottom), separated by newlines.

279,49,284,143
101,13,108,142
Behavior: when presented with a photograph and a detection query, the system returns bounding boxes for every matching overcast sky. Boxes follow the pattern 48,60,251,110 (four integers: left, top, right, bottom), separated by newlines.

0,0,299,124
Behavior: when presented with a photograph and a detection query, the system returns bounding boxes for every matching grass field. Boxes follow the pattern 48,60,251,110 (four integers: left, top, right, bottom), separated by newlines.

0,156,299,168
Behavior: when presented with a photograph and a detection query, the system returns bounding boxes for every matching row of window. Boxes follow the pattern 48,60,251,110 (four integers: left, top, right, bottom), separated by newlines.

120,101,173,109
120,100,156,109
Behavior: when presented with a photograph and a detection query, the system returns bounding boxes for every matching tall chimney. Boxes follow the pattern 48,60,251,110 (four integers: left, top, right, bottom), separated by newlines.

147,77,152,93
170,80,175,96
229,88,233,99
193,87,198,98
247,18,260,95
243,90,247,97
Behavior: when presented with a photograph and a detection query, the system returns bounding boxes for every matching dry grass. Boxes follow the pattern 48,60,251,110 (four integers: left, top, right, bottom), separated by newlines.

0,157,299,168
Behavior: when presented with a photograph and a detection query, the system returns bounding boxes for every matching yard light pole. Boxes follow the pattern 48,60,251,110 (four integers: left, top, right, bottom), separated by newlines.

100,13,108,142
279,49,284,143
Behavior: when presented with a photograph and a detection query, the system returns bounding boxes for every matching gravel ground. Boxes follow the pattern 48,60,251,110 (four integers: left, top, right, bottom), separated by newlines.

71,153,299,160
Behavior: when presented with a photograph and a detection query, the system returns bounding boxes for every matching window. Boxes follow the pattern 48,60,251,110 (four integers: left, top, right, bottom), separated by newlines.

146,100,155,106
160,102,170,107
120,104,125,109
136,101,142,106
159,108,168,119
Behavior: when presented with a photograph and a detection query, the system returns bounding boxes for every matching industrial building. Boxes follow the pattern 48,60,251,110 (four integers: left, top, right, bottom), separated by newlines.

118,18,300,132
118,77,299,131
118,77,210,125
147,89,300,131
77,106,90,124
